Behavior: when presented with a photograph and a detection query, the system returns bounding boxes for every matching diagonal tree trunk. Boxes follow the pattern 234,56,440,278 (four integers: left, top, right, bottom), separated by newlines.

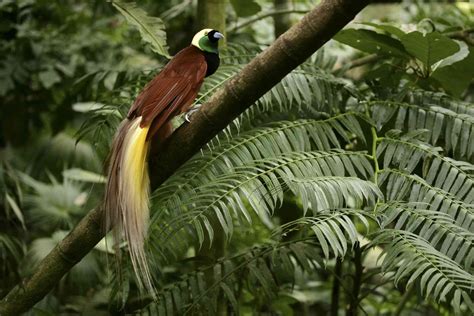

0,1,377,314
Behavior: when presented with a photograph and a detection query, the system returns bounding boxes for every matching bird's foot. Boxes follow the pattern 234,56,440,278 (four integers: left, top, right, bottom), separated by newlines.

185,104,202,122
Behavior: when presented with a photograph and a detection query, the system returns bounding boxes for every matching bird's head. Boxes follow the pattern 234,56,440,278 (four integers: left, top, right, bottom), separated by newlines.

191,29,224,54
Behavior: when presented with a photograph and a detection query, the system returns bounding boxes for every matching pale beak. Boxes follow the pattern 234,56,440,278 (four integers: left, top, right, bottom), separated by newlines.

214,32,225,40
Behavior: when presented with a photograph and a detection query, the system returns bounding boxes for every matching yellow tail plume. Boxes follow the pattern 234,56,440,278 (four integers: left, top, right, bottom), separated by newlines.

104,116,154,292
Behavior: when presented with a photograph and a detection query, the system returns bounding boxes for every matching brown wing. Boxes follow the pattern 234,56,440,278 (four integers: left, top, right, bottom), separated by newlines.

128,46,207,136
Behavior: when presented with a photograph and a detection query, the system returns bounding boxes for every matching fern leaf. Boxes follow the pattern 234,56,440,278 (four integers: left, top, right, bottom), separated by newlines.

196,45,355,136
154,113,366,210
145,240,320,315
379,170,474,231
150,151,377,258
112,1,170,58
407,90,474,116
279,210,373,259
377,134,474,202
370,101,474,161
379,202,474,269
371,229,474,314
145,209,373,314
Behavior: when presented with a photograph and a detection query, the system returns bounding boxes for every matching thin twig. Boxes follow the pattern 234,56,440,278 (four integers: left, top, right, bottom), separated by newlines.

332,54,380,74
393,285,414,316
346,242,363,316
227,9,308,33
330,259,343,316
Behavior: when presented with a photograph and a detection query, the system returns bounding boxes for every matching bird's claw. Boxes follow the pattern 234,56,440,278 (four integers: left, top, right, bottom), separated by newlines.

185,104,202,123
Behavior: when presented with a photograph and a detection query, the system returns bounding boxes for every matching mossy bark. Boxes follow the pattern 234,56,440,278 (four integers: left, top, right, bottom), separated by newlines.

0,1,373,314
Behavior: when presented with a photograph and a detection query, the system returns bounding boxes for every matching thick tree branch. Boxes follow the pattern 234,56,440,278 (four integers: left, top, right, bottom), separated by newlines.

0,1,374,314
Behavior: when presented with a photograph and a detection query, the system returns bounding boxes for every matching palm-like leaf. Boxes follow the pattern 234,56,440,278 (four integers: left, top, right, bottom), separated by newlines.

197,45,356,136
377,132,474,202
145,209,373,315
380,202,474,270
379,169,474,230
146,240,320,315
407,90,474,116
150,151,378,260
370,101,474,161
20,173,87,231
154,113,365,210
112,1,170,58
370,229,474,314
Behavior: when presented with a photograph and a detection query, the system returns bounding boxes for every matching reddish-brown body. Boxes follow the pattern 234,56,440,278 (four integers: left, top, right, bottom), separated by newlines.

128,45,208,140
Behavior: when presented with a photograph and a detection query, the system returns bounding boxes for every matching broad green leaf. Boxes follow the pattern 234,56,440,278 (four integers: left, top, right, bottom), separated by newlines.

62,168,106,183
230,0,261,17
39,69,61,88
334,29,409,58
72,102,105,113
400,31,459,66
0,75,14,96
417,18,435,34
432,47,474,97
433,40,469,70
104,71,118,90
112,1,170,58
220,283,239,313
360,22,406,38
5,193,25,229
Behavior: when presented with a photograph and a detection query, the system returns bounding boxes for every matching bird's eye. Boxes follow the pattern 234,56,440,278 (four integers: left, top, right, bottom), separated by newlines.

204,32,208,35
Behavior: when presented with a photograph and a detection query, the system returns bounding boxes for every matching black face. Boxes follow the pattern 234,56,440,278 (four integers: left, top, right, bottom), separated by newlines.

207,30,220,43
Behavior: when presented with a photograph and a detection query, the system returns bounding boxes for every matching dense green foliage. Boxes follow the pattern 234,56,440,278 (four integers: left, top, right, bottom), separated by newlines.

1,1,473,315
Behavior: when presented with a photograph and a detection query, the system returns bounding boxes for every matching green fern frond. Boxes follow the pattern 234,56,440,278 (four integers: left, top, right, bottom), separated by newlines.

220,43,265,64
145,208,374,314
377,130,442,171
150,151,377,258
238,68,354,129
0,233,24,271
112,1,170,58
379,202,474,270
300,47,338,71
377,134,474,202
370,229,474,315
75,73,149,154
154,113,365,209
278,209,373,260
200,67,353,136
370,101,474,161
221,43,336,70
144,239,320,315
287,177,381,214
196,46,354,136
19,173,86,231
379,170,474,230
196,64,242,105
407,90,474,116
75,102,127,152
